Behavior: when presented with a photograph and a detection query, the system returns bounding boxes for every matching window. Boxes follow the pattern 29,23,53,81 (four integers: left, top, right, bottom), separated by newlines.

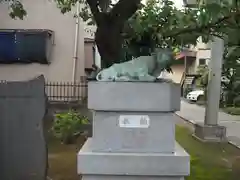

0,29,53,64
199,58,206,65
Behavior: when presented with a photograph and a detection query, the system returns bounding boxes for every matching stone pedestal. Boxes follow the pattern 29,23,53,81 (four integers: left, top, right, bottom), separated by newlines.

78,81,190,179
194,123,227,142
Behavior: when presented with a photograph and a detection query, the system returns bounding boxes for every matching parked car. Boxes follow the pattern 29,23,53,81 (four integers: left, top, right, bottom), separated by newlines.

187,88,226,102
186,89,204,102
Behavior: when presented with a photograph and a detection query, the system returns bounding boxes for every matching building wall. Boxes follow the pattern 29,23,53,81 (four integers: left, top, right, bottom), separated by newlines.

189,59,197,73
94,45,101,69
195,37,211,70
167,64,185,83
84,25,101,69
189,37,211,72
168,37,211,82
0,0,85,82
195,49,211,69
84,41,94,69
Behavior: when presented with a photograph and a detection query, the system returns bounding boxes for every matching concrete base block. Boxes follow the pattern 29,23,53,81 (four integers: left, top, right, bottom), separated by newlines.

78,139,189,178
91,112,176,153
194,123,227,142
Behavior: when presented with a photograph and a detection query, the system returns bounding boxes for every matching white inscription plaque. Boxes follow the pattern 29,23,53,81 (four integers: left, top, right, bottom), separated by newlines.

119,115,150,128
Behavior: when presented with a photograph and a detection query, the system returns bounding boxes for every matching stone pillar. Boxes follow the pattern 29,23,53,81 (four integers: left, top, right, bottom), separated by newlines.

78,81,190,180
194,37,227,142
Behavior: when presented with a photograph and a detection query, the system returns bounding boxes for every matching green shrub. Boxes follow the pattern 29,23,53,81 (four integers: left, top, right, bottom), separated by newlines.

52,110,89,144
223,107,240,116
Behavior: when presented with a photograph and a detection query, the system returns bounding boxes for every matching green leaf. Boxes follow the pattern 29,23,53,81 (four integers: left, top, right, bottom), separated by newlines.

52,109,89,144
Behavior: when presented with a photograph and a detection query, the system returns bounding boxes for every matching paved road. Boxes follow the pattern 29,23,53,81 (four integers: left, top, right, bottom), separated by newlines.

176,100,240,148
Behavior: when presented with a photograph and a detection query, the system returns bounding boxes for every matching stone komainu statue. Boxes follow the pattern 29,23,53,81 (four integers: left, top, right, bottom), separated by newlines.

96,49,175,82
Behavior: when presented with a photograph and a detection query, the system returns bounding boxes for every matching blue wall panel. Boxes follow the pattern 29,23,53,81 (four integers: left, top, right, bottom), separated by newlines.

0,32,17,62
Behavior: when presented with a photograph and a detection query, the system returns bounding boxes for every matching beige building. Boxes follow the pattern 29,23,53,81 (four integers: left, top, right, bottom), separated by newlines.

0,0,99,82
191,37,211,69
168,37,211,83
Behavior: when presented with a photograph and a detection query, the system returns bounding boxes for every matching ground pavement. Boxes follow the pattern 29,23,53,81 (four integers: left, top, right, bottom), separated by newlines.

176,100,240,148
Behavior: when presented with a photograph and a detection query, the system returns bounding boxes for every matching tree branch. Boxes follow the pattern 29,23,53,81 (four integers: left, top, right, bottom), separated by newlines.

99,0,111,12
86,0,101,25
166,12,240,38
110,0,141,22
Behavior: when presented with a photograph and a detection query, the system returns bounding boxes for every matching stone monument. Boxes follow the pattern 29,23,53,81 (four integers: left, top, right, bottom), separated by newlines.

78,51,190,180
0,75,47,180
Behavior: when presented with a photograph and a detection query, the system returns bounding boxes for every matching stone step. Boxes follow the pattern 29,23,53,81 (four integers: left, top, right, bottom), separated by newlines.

82,176,185,180
78,139,189,178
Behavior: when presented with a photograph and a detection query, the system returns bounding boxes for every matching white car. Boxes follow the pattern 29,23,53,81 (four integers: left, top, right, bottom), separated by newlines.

186,90,204,101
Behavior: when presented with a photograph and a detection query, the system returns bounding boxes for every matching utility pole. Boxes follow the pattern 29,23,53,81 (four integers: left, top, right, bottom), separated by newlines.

72,1,80,100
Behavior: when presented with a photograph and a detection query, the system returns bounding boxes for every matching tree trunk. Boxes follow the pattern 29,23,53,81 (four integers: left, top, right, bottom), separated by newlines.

87,0,142,68
95,21,123,68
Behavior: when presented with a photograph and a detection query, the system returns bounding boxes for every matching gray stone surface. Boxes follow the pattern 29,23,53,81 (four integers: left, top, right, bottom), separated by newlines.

78,139,190,176
176,100,240,122
91,111,175,153
194,123,227,142
82,176,184,180
88,81,180,112
176,100,240,146
0,76,47,180
79,82,190,180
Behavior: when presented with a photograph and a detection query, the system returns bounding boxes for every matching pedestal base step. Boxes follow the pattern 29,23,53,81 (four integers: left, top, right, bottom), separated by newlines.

78,139,189,177
194,123,227,142
82,175,184,180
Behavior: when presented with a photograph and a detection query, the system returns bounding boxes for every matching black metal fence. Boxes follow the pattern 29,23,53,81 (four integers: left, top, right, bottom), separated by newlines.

45,76,88,103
